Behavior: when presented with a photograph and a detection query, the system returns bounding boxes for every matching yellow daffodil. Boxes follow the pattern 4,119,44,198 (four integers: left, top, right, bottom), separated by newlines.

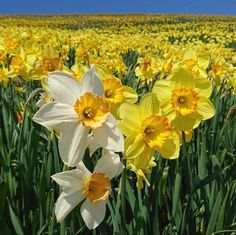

173,49,209,78
153,67,215,131
93,65,138,118
119,93,180,163
228,72,236,96
128,156,156,189
135,55,160,82
0,67,14,87
0,45,7,62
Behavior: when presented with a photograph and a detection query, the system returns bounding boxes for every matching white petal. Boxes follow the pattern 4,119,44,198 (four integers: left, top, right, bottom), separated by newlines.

92,124,124,153
76,161,92,177
55,191,84,223
59,122,90,167
94,150,124,179
106,114,118,128
80,199,107,230
80,65,103,96
51,169,85,194
33,102,78,129
47,71,82,105
36,97,46,108
87,134,100,156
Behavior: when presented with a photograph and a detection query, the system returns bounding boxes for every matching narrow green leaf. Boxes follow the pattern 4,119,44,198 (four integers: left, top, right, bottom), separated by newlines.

206,191,222,235
8,201,24,235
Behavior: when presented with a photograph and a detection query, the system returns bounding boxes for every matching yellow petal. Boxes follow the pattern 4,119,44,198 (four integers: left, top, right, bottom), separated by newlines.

197,97,215,120
195,77,213,98
158,132,180,159
171,67,195,89
160,98,176,121
123,86,138,103
118,103,141,136
171,115,199,131
197,54,209,69
125,134,145,160
131,147,153,169
140,92,161,119
152,79,171,101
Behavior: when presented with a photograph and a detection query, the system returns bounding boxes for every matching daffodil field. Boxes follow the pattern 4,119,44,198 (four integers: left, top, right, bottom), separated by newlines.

0,14,236,235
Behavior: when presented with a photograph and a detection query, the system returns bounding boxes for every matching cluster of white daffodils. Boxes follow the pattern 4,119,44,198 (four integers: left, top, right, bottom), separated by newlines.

33,66,124,229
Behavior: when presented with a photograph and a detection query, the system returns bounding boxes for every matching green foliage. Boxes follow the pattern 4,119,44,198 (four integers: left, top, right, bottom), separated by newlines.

1,54,236,235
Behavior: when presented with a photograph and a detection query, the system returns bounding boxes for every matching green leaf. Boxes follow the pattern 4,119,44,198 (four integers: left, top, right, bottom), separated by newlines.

8,201,24,235
0,181,8,213
206,191,222,235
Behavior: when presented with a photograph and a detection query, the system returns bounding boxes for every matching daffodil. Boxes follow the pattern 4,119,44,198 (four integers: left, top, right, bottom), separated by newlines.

119,93,180,163
153,67,215,131
173,49,209,78
52,150,123,230
228,73,236,96
0,45,7,62
93,65,138,118
0,67,14,87
33,66,124,167
128,156,156,189
135,55,160,82
209,59,229,87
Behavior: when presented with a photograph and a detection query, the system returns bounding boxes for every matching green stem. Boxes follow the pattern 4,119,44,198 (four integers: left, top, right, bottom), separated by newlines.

121,159,127,234
181,131,192,191
213,230,236,235
181,131,187,156
181,131,193,233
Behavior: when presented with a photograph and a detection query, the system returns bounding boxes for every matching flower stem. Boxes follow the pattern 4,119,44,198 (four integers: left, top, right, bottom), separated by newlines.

181,131,187,156
121,159,127,233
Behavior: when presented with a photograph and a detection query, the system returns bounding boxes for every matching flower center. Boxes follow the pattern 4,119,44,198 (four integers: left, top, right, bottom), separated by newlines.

171,88,199,116
141,115,171,149
10,56,24,73
178,96,186,104
74,92,109,129
83,173,110,203
105,90,112,98
41,57,60,73
144,127,156,135
184,59,197,69
103,79,124,105
83,108,94,118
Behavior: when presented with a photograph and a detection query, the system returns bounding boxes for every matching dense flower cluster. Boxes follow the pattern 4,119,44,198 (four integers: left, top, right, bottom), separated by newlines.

1,14,235,230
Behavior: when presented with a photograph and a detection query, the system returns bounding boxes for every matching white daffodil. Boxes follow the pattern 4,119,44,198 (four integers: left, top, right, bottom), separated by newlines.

33,65,124,166
51,150,123,230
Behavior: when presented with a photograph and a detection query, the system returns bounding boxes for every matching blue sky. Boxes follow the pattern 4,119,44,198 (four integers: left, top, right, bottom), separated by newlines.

0,0,236,15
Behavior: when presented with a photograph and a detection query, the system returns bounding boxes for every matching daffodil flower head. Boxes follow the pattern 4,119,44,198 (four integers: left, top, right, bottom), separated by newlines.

39,57,62,74
10,54,25,74
128,156,156,189
135,55,160,82
103,78,124,105
0,67,14,87
51,150,123,230
33,65,124,167
119,92,180,161
93,65,138,118
153,67,215,131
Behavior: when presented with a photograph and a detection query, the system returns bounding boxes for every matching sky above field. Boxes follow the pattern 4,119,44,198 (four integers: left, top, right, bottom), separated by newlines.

0,0,236,15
